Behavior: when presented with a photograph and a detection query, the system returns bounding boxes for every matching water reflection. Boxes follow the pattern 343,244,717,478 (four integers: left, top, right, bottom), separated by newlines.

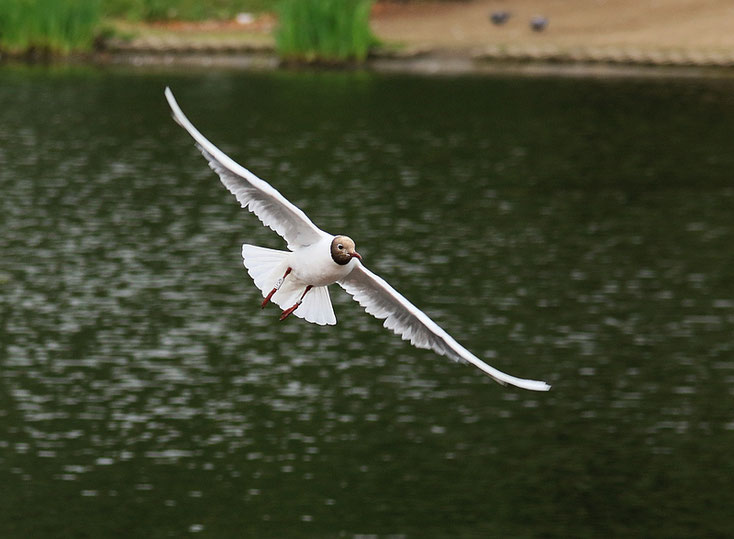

1,67,734,536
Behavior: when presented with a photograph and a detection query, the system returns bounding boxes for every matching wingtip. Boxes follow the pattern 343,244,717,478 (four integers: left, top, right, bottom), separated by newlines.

471,356,551,391
164,86,185,127
507,379,551,392
164,86,176,107
491,373,551,392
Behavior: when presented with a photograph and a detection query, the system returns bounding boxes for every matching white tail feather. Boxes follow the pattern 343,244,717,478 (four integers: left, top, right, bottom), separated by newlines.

241,244,336,326
295,285,336,326
241,244,290,293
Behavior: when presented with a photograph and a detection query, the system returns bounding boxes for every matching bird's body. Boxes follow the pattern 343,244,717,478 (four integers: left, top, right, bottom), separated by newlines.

289,236,359,287
242,235,359,326
165,87,551,392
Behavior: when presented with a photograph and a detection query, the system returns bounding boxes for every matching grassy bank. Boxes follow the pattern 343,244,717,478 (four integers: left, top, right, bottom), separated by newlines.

0,0,377,60
0,0,101,54
276,0,376,63
0,0,273,55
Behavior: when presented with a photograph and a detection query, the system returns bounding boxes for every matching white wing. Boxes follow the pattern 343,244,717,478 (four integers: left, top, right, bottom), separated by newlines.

165,87,328,250
339,263,551,391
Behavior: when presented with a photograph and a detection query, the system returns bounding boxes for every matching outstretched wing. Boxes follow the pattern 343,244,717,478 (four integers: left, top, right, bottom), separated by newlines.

165,87,328,250
338,263,551,391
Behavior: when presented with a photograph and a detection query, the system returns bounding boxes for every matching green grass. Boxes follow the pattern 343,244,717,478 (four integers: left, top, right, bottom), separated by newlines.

275,0,377,63
0,0,101,54
0,0,379,58
101,0,275,21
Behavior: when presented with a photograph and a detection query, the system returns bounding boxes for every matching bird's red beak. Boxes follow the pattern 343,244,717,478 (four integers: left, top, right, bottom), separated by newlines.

350,251,362,261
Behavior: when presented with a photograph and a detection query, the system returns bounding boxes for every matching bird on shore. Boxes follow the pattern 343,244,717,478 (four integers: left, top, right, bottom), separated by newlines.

531,16,549,32
164,87,550,392
490,11,511,25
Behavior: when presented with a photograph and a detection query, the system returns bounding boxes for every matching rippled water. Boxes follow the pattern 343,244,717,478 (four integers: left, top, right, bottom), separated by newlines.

1,65,734,537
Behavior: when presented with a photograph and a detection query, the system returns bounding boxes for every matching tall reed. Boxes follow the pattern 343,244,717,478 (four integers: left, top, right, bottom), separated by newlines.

0,0,101,54
276,0,377,63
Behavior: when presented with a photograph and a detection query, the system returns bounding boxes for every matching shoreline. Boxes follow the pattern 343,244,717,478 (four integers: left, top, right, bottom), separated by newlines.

5,38,734,80
73,44,734,80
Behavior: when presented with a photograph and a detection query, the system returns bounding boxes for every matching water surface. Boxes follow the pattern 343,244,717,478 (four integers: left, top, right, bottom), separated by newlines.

1,65,733,537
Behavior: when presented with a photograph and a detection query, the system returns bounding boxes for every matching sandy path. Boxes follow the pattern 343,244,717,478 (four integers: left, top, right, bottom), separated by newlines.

371,0,734,53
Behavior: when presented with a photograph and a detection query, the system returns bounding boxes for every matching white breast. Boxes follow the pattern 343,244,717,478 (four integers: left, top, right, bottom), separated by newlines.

289,236,357,287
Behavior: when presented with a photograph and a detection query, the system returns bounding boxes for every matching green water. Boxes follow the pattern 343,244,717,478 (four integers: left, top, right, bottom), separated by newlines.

1,65,733,537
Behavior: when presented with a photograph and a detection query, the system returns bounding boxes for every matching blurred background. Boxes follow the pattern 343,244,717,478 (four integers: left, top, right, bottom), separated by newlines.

1,1,734,537
2,0,734,64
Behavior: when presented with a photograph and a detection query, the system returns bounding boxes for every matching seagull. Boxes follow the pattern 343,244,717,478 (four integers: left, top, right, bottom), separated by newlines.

164,87,550,392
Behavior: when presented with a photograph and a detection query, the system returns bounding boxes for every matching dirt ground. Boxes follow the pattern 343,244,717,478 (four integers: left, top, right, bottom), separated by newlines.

371,0,734,53
109,0,734,70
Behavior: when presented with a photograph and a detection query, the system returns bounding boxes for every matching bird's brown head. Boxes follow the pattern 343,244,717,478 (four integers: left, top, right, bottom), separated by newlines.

330,235,362,265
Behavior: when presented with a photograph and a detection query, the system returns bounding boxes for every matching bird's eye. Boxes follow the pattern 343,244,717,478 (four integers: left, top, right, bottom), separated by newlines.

337,244,343,250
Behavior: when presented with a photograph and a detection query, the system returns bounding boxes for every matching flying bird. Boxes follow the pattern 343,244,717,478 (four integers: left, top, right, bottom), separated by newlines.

164,87,550,392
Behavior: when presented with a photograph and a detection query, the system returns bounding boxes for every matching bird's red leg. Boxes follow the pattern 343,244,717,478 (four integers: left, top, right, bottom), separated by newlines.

261,267,292,309
279,285,313,321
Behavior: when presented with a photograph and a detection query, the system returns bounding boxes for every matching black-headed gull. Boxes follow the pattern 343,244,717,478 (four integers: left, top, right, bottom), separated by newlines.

165,88,550,392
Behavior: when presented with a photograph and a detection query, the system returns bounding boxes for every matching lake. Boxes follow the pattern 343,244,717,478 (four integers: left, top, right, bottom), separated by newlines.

1,64,733,537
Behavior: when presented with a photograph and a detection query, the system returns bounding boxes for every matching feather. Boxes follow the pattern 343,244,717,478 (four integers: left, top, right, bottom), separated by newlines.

165,87,328,250
339,263,550,391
